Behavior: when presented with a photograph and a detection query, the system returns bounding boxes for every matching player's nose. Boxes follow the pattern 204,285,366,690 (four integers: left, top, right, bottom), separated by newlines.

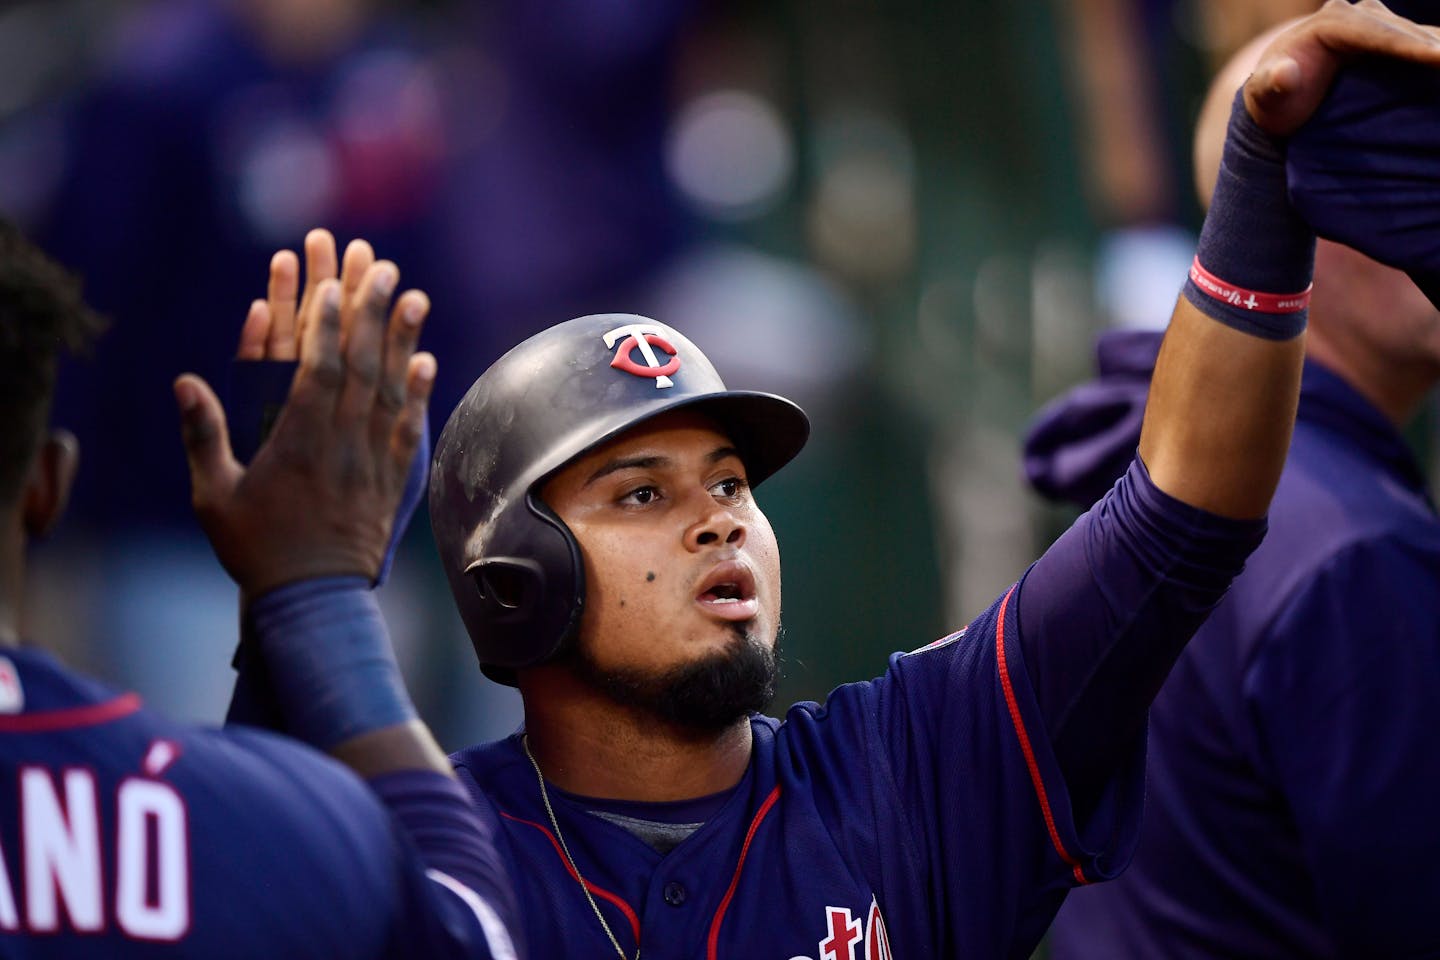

685,502,746,552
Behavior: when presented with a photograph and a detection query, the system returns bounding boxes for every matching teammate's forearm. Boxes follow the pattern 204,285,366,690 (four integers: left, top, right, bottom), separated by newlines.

245,577,455,778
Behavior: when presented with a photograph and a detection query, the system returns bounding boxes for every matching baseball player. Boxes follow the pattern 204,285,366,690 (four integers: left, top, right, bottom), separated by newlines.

0,221,519,958
1029,17,1440,958
240,5,1436,958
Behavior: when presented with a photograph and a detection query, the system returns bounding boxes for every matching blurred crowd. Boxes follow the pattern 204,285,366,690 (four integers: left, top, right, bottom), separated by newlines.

5,0,1433,762
5,0,918,745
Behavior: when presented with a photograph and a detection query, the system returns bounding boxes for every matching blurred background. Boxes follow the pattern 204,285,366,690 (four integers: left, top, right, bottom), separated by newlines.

8,0,1434,756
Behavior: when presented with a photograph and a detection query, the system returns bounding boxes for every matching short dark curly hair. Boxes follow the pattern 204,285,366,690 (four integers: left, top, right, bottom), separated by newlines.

0,220,107,504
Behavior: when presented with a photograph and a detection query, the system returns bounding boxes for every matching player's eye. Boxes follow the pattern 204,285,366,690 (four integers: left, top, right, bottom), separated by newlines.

619,485,661,507
711,476,748,500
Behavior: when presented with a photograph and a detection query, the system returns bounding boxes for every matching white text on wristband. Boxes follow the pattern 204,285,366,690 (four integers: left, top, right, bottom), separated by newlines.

1188,257,1312,314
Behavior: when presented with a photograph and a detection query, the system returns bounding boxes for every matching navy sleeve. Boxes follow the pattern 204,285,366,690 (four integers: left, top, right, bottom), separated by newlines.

1018,458,1265,814
843,586,1142,958
1248,538,1440,957
792,459,1260,956
370,771,524,960
223,580,522,957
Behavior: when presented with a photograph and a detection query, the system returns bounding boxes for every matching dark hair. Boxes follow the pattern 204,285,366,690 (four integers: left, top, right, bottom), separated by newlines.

0,220,107,503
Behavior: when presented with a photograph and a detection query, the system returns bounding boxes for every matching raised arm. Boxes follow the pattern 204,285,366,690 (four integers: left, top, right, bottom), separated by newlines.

1140,1,1440,516
172,236,521,958
176,248,443,772
1020,1,1440,815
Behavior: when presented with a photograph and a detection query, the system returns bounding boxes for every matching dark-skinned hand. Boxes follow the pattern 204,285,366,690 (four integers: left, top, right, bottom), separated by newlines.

176,254,434,598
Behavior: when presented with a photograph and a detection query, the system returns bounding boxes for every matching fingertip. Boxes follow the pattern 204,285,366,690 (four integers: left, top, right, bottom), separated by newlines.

236,300,271,359
411,351,437,383
344,238,375,261
1243,54,1302,129
174,375,200,413
270,249,297,271
372,260,399,296
1265,55,1301,94
401,290,430,327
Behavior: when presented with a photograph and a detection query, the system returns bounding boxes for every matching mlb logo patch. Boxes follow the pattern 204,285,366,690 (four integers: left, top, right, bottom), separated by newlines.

0,656,23,714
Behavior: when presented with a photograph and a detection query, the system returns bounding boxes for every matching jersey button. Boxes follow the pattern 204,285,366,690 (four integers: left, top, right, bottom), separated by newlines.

663,881,687,906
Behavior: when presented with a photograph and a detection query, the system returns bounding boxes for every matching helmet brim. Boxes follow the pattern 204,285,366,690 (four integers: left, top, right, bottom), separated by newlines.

525,389,810,497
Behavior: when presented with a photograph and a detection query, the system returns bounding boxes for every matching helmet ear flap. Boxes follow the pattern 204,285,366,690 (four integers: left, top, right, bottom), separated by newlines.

466,558,543,615
462,495,586,680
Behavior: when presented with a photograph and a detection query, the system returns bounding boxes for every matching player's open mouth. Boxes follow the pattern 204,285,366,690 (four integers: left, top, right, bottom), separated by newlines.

695,561,759,621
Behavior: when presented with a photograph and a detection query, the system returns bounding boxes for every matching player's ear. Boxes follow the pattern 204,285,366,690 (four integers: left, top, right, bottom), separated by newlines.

22,429,79,540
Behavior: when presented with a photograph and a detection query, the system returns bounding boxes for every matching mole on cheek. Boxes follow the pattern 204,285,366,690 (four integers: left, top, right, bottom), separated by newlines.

646,571,656,582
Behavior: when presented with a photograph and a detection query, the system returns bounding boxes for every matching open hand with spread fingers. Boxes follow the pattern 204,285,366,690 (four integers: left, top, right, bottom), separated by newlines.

236,228,379,362
176,252,434,597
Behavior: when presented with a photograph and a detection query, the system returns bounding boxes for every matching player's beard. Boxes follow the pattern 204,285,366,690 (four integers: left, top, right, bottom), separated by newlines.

569,624,780,734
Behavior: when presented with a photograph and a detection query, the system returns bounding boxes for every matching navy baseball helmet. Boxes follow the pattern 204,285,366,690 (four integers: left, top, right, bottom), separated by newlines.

429,314,810,685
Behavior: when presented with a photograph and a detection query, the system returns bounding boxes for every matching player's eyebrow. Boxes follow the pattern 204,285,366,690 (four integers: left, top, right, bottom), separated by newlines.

583,445,742,487
584,455,670,487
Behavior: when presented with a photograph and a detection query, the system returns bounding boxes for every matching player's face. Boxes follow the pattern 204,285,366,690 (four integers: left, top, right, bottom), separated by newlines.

541,410,782,729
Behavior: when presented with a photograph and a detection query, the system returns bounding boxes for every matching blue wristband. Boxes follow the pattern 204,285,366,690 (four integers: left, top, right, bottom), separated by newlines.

246,576,416,750
1181,90,1315,340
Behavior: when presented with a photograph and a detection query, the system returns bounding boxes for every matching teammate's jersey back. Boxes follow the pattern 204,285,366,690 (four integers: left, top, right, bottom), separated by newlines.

0,645,418,958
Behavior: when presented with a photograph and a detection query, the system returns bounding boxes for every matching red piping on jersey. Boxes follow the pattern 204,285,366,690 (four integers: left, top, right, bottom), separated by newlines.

500,811,642,946
706,783,782,960
0,692,141,733
994,587,1089,886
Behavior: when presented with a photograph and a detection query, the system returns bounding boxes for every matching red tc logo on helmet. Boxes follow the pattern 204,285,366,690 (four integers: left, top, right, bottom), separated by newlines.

603,322,681,389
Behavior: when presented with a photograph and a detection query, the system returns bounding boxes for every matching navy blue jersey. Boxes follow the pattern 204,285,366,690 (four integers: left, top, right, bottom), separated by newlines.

1049,361,1440,957
446,451,1272,960
0,646,517,959
449,456,1265,958
455,590,1140,955
457,587,1142,960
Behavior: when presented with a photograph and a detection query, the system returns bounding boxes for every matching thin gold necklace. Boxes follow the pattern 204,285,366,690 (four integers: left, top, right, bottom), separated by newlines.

522,734,638,960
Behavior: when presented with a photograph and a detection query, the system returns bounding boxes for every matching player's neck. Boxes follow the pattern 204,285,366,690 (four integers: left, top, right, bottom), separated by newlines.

519,675,753,801
1307,325,1435,426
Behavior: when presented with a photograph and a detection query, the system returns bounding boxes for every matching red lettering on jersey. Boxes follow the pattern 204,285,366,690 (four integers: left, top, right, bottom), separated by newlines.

819,906,863,960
